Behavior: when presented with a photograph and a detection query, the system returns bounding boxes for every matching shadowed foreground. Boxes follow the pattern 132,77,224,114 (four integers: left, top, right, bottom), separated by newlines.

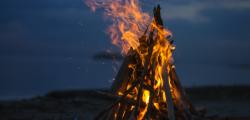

0,86,250,120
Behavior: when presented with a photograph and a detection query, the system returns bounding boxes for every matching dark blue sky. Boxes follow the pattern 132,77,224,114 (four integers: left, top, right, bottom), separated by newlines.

0,0,250,99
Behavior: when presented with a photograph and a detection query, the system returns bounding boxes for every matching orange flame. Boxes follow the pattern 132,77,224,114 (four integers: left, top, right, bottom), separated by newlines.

85,0,150,54
85,0,176,119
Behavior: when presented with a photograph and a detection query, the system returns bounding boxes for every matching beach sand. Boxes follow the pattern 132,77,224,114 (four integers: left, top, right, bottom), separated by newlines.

0,86,250,120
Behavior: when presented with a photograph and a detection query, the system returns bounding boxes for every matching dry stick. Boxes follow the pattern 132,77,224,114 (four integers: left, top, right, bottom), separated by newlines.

169,66,195,120
171,66,197,115
117,103,126,120
122,105,134,120
94,79,141,120
169,81,189,120
145,56,157,119
163,63,176,120
134,76,143,116
94,91,138,106
151,102,161,119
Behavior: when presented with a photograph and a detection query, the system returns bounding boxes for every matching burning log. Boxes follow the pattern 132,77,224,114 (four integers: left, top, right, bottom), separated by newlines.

94,5,208,120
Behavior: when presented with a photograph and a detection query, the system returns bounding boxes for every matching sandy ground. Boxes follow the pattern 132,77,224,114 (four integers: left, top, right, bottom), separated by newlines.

0,86,250,120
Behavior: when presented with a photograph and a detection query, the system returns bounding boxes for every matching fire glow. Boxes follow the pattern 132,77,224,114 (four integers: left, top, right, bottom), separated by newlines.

85,0,203,119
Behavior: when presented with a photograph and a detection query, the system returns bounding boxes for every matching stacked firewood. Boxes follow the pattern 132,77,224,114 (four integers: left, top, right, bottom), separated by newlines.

95,5,208,120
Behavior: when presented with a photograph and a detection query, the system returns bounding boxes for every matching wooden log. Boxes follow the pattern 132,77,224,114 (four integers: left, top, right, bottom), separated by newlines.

95,78,142,120
154,5,164,26
163,64,176,120
110,48,137,94
145,59,157,119
169,65,193,120
169,65,197,116
122,105,134,120
116,103,126,120
134,77,143,117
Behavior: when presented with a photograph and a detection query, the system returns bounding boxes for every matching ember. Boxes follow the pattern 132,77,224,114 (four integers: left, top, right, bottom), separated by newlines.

85,0,206,119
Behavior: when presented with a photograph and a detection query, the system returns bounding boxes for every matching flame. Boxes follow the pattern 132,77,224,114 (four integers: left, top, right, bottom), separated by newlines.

85,0,150,54
85,0,176,119
138,89,150,119
142,89,150,104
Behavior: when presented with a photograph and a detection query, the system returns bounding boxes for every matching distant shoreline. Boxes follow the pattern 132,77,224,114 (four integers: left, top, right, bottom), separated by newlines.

1,85,250,119
1,85,250,101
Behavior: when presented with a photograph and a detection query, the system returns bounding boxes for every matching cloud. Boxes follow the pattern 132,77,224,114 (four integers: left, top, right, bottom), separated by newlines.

158,0,250,22
221,0,250,9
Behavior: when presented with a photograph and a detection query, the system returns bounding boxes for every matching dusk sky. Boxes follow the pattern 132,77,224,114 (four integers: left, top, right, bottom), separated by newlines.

0,0,250,99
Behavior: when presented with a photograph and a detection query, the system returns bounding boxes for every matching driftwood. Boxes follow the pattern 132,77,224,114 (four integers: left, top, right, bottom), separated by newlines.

163,64,175,120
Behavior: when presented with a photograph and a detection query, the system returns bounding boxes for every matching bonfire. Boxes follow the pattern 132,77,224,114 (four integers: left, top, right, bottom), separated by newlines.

86,0,207,119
